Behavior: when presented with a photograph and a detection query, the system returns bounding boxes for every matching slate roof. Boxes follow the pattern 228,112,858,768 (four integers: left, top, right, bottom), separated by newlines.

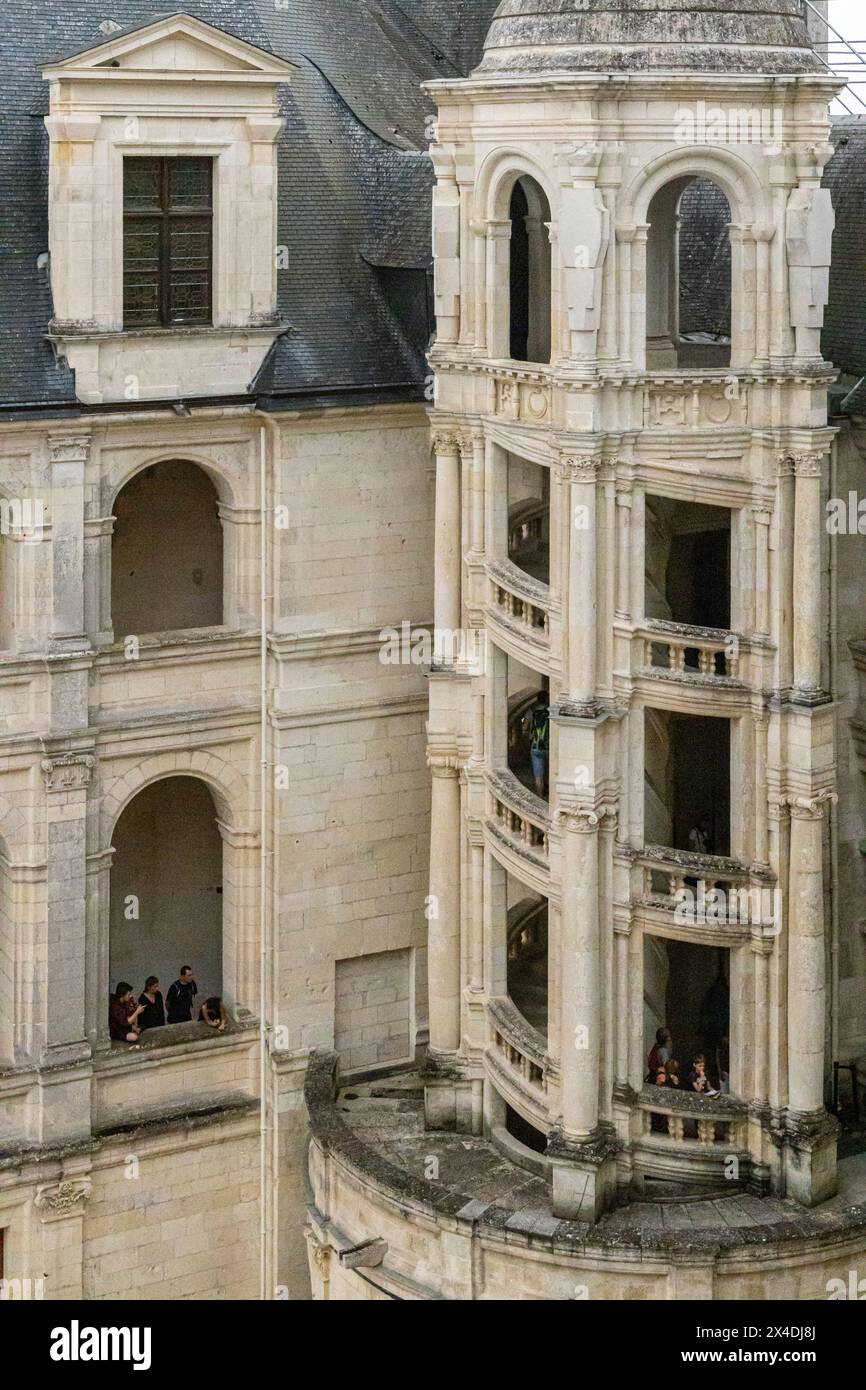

0,0,499,416
822,116,866,397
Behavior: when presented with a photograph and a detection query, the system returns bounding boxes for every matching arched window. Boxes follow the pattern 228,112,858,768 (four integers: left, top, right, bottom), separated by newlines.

111,459,223,636
646,175,732,369
509,176,552,364
109,776,223,1030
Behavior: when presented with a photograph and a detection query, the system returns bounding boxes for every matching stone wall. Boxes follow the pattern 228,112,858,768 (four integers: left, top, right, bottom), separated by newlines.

334,948,414,1073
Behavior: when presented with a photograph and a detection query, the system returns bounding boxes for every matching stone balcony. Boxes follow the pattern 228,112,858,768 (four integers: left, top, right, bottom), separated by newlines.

304,1053,866,1301
486,769,551,892
486,559,553,674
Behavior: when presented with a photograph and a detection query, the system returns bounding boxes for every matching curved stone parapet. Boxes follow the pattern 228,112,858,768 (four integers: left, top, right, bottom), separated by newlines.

476,1,820,77
304,1052,866,1301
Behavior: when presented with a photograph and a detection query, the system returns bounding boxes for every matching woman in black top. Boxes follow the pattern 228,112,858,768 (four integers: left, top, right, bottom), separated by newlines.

138,976,166,1031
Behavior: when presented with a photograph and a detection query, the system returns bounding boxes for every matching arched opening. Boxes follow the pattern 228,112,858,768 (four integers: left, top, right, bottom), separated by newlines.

109,776,223,1036
111,459,223,636
646,175,732,369
507,889,548,1037
508,176,551,364
507,454,550,587
644,937,731,1097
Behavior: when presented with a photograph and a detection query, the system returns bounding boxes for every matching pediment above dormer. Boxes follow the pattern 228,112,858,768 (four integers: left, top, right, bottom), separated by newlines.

42,12,296,84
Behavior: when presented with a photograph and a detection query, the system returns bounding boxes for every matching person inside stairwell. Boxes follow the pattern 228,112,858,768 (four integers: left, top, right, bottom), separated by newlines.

688,815,713,856
199,996,226,1031
687,1054,719,1098
109,982,144,1043
166,965,198,1024
665,1060,681,1088
137,976,166,1032
647,1026,672,1080
524,692,549,796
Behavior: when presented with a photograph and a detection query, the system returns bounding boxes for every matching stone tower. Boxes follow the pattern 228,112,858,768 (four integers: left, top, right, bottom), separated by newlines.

424,0,842,1217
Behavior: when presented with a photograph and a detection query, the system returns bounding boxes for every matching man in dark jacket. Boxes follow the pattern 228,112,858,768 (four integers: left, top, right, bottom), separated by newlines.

166,965,198,1024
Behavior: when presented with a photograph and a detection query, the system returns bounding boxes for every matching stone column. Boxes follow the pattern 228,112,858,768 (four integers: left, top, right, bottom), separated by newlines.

787,796,829,1113
85,846,113,1050
628,482,646,626
40,753,94,1142
559,809,600,1137
753,503,772,640
219,503,259,630
785,792,837,1205
791,453,824,697
468,431,485,558
218,822,260,1019
471,219,487,349
426,753,462,1057
752,941,770,1108
754,712,769,865
83,515,114,647
431,155,460,345
6,861,45,1065
467,832,484,993
614,922,630,1088
485,221,512,359
551,807,617,1220
563,456,598,713
432,431,461,662
49,433,89,646
614,482,632,621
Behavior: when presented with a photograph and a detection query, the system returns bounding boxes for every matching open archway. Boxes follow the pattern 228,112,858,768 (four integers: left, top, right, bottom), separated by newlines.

646,175,732,369
109,776,223,1027
508,176,552,364
111,459,223,636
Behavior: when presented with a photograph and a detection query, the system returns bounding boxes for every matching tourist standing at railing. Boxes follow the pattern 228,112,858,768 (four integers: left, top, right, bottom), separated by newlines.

138,976,166,1032
166,965,198,1024
647,1026,672,1080
109,983,144,1044
688,816,713,856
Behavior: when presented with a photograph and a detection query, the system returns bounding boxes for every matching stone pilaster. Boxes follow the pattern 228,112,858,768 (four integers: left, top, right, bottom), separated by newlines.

34,1174,92,1300
784,790,837,1205
790,453,825,700
562,456,598,715
552,804,618,1220
432,431,462,662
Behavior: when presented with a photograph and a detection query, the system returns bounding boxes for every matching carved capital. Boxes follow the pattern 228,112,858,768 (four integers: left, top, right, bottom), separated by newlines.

41,753,95,793
560,456,599,484
431,430,460,457
426,749,462,778
48,434,90,467
557,804,615,835
786,790,837,821
782,451,825,478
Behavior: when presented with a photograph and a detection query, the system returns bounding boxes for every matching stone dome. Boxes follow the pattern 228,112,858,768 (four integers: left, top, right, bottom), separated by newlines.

475,0,822,77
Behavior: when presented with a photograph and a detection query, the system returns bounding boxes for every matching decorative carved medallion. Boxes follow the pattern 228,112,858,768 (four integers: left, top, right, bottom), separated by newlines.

34,1179,91,1219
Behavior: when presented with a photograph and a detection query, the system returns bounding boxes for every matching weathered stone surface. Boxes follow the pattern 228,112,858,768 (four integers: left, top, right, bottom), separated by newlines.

476,0,820,76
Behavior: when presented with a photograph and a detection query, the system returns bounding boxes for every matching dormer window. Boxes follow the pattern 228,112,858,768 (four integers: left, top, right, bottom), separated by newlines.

123,157,213,328
41,12,295,401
